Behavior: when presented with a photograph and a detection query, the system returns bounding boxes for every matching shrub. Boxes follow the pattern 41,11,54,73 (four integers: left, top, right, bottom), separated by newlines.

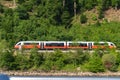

0,51,15,70
85,53,105,73
80,14,87,24
14,54,30,70
92,15,97,21
29,48,44,68
0,4,4,13
102,54,116,71
41,50,65,71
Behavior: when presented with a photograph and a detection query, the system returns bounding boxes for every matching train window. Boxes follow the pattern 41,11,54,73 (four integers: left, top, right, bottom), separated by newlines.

94,42,99,45
17,43,21,45
99,43,104,45
99,43,108,46
69,43,87,47
24,43,39,45
69,43,79,47
46,43,64,47
94,42,107,46
24,43,30,45
79,43,87,47
110,43,114,46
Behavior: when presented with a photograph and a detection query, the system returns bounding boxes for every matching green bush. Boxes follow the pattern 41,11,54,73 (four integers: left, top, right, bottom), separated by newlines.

80,14,87,24
92,15,97,21
29,48,44,68
0,51,15,70
14,54,30,70
41,50,65,71
102,54,116,71
0,4,4,13
85,53,105,73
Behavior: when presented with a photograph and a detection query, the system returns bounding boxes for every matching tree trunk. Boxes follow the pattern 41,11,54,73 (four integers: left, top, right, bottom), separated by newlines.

63,0,65,7
74,0,76,19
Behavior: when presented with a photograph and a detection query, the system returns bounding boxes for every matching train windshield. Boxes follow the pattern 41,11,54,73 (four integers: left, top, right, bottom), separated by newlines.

110,43,115,46
16,42,21,45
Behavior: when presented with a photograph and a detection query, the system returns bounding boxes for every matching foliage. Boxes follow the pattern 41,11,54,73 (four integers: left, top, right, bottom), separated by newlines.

0,4,4,13
29,48,44,68
14,53,30,70
80,14,87,24
41,50,65,71
85,53,105,73
0,51,14,70
102,53,117,71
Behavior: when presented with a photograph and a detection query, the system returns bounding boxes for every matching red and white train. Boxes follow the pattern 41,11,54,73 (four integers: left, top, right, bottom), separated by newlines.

14,41,116,50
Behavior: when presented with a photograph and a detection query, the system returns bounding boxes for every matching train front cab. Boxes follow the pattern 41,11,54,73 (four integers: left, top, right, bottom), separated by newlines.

14,41,41,50
92,42,116,49
108,42,116,49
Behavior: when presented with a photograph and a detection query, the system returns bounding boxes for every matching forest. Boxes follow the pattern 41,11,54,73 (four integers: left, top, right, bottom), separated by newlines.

0,0,120,73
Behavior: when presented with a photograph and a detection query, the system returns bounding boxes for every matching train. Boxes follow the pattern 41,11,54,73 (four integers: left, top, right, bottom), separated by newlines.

14,41,116,50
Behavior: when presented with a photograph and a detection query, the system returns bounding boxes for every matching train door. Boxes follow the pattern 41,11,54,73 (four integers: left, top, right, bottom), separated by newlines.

88,42,92,50
40,42,44,50
19,42,23,50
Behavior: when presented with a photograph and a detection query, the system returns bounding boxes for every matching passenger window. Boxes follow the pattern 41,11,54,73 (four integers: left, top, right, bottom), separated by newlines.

69,43,79,47
46,43,64,47
100,43,104,45
79,43,87,47
24,43,30,45
24,43,39,45
110,44,114,46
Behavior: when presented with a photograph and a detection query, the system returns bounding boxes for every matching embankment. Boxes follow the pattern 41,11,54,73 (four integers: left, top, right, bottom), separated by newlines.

1,71,120,77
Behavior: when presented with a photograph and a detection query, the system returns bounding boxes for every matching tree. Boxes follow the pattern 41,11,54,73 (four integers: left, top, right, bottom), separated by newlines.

61,11,71,25
42,50,65,71
74,0,77,18
85,53,105,73
14,54,30,70
30,0,41,5
63,0,65,7
17,0,25,4
16,6,29,20
111,0,120,9
0,4,4,13
29,48,44,68
0,51,15,70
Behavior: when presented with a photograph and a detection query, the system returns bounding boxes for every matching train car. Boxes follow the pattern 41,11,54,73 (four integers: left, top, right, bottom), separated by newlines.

66,41,93,49
67,41,116,49
14,41,116,50
92,42,116,49
14,41,67,50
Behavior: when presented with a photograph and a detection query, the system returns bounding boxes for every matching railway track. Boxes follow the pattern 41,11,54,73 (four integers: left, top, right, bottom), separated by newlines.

15,49,119,53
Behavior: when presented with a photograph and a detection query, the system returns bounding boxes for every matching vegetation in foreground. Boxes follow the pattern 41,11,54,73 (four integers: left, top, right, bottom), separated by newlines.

0,45,120,73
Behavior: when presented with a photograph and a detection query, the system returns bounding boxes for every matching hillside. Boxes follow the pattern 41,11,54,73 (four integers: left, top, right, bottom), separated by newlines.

1,0,120,23
0,0,16,8
105,8,120,22
0,0,120,47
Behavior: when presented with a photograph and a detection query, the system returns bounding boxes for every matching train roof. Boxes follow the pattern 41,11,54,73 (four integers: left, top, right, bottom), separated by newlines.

17,41,114,43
